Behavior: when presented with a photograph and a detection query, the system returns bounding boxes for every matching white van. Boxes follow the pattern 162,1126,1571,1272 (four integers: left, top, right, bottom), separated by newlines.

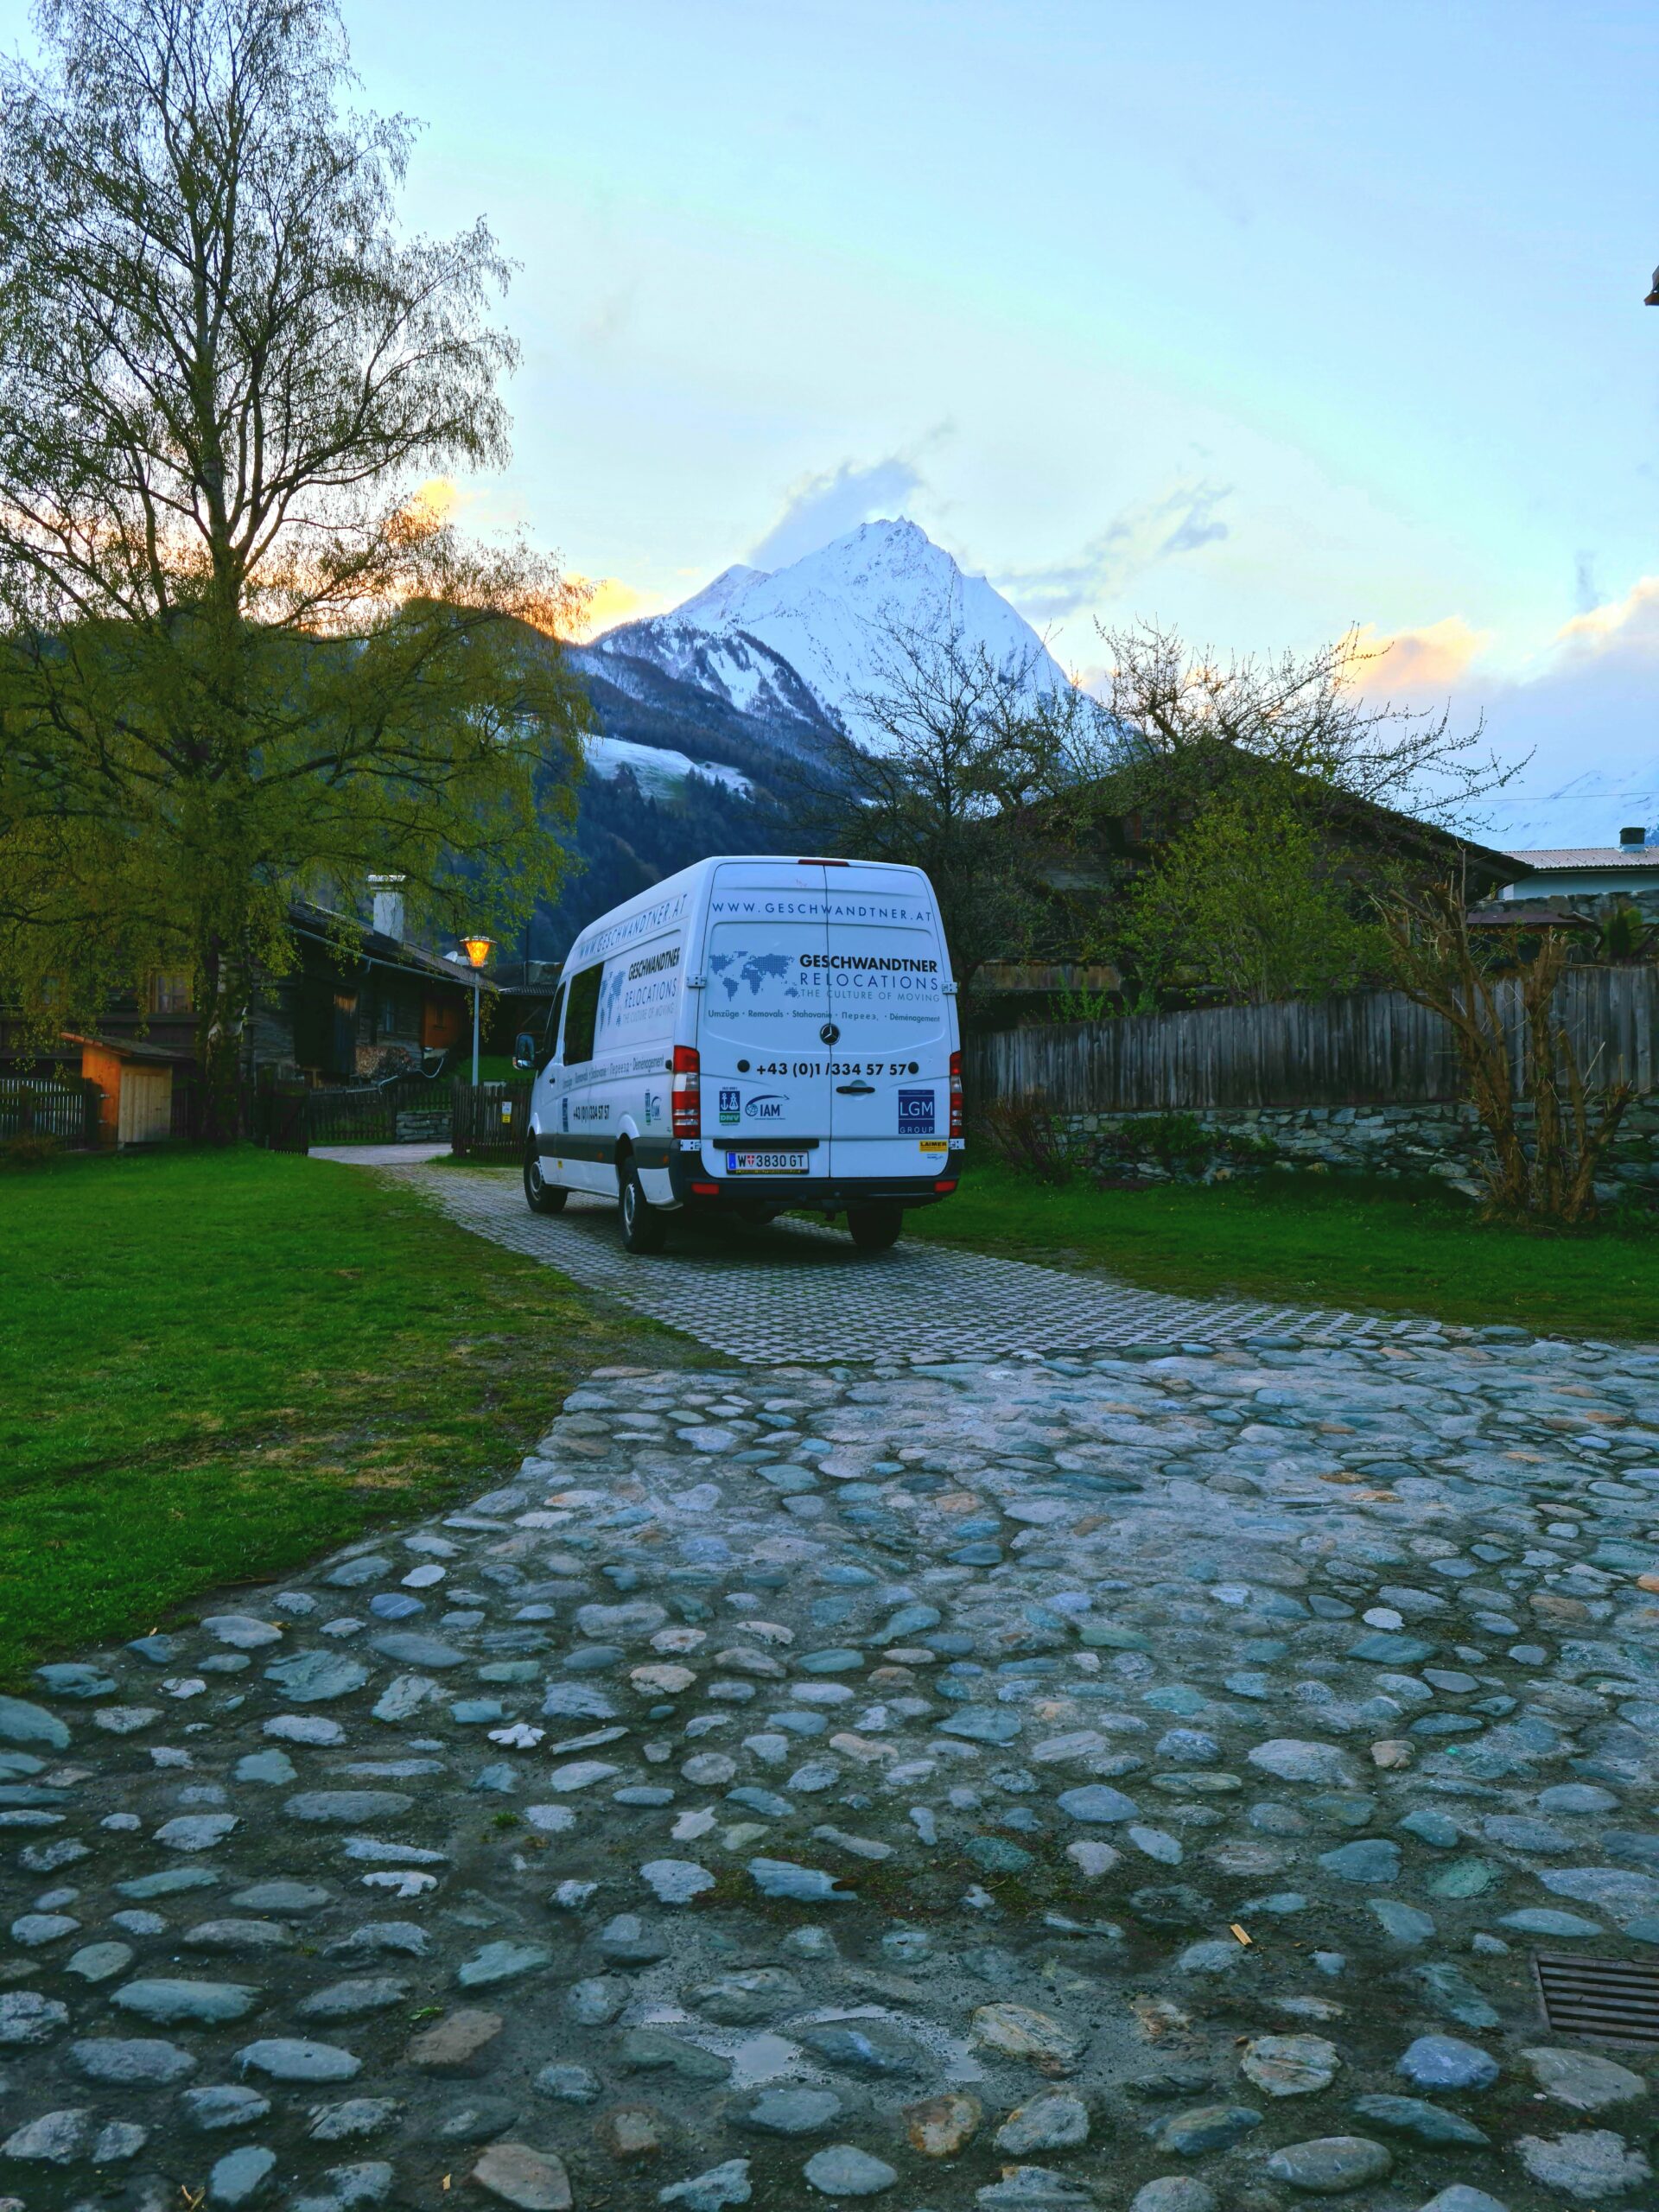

512,856,963,1253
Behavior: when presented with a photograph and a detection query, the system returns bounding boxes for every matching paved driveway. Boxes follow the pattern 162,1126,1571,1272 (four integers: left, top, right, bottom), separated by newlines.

376,1161,1390,1364
6,1151,1658,2209
5,1332,1659,2209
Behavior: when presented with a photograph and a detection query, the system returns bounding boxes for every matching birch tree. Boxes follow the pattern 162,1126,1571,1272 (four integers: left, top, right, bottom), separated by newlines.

0,0,587,1133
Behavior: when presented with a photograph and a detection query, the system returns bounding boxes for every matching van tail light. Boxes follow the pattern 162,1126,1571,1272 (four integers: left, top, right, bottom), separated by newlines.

672,1045,701,1139
948,1050,963,1141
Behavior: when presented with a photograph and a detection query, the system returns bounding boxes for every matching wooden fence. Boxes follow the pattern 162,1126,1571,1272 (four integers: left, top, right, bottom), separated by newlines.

0,1076,98,1146
302,1077,454,1147
964,966,1659,1114
452,1080,531,1162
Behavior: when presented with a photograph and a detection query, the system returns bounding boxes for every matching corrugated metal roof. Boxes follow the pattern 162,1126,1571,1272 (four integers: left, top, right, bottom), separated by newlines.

1505,848,1659,868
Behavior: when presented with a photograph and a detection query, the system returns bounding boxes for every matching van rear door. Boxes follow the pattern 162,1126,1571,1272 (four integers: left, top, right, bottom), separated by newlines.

823,865,952,1184
696,861,834,1187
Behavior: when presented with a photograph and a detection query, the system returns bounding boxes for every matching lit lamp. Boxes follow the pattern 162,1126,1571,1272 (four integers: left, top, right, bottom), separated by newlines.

460,935,493,1084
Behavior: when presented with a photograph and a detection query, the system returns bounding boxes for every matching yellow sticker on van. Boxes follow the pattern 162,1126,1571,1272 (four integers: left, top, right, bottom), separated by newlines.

918,1139,948,1153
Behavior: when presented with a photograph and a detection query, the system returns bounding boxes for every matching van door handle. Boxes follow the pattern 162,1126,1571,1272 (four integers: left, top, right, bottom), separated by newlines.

835,1081,876,1094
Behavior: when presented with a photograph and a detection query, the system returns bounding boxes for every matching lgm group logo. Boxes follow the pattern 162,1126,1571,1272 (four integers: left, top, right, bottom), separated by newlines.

898,1087,936,1135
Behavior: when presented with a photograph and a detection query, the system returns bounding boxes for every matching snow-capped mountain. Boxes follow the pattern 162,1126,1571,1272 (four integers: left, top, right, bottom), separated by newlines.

574,618,831,757
1478,766,1659,855
594,518,1069,740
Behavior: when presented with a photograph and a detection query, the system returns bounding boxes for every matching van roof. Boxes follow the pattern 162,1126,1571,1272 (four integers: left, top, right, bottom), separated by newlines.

563,855,933,967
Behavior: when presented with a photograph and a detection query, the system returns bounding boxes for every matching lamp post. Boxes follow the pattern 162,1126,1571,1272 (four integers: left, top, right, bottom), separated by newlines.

460,935,493,1084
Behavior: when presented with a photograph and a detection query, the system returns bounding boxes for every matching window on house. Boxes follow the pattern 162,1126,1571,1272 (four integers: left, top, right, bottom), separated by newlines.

149,971,193,1015
376,980,417,1038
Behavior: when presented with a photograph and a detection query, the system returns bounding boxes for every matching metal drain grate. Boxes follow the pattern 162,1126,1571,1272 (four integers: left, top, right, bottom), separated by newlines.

1534,1952,1659,2047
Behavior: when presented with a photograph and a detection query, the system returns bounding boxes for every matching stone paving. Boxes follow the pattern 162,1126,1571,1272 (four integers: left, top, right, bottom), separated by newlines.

389,1166,1376,1363
6,1311,1659,2210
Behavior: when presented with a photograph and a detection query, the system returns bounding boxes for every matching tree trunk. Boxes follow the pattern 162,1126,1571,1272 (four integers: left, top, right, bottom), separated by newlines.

196,937,247,1146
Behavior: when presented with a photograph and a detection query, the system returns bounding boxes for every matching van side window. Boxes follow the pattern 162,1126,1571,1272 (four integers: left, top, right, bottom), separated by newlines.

543,982,566,1059
562,964,602,1066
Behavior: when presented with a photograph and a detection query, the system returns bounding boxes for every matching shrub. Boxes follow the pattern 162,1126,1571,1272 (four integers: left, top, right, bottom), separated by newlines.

1053,985,1116,1024
1099,1111,1210,1174
0,1132,61,1169
977,1094,1072,1185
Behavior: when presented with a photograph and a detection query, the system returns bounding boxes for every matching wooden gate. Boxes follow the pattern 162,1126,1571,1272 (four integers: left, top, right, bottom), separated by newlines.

452,1081,531,1162
266,1083,309,1153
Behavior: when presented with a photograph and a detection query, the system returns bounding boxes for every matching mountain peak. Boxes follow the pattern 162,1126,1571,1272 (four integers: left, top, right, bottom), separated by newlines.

614,517,1065,737
676,562,767,626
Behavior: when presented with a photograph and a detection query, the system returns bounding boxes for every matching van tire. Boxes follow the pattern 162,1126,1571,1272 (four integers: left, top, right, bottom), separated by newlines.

847,1202,903,1252
619,1160,667,1253
524,1147,568,1215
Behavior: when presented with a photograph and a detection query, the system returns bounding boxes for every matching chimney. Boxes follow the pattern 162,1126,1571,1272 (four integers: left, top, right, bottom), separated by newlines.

1620,826,1648,850
369,874,406,940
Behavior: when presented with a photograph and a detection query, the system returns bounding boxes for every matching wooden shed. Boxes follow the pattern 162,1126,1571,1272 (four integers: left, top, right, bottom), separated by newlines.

68,1035,183,1147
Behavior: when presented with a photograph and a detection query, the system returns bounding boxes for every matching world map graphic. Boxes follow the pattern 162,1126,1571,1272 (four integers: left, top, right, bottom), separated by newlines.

708,950,798,1001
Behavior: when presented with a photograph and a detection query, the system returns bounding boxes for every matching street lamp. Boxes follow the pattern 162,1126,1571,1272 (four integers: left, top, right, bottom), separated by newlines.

460,935,493,1084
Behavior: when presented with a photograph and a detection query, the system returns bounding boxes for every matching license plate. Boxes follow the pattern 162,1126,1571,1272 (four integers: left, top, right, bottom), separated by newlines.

726,1149,810,1174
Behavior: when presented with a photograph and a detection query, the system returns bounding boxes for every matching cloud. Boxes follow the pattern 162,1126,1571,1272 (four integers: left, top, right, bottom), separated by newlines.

747,449,933,569
1354,615,1491,693
1554,573,1659,652
1362,576,1659,847
994,482,1231,622
563,573,667,642
401,476,473,528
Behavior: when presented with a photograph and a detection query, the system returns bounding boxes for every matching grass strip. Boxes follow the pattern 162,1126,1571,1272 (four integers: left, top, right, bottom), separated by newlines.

0,1146,694,1683
905,1160,1659,1340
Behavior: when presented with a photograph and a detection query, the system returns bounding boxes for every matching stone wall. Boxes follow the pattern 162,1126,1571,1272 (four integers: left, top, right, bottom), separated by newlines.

1042,1097,1659,1205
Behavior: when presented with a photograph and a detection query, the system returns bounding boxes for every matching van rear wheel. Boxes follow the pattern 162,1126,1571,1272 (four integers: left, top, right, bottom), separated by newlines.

619,1160,667,1254
847,1202,903,1252
524,1147,568,1215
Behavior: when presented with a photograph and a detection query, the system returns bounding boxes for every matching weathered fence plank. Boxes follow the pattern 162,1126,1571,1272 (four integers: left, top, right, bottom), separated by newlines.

0,1077,97,1146
965,968,1659,1114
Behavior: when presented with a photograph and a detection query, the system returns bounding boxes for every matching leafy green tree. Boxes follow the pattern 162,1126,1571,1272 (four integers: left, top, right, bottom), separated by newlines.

0,0,587,1133
1115,790,1390,1005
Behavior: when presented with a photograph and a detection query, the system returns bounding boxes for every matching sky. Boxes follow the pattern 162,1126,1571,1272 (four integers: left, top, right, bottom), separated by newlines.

6,0,1659,837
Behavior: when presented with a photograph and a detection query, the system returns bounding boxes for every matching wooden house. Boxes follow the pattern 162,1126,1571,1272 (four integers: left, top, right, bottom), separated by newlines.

1,894,482,1112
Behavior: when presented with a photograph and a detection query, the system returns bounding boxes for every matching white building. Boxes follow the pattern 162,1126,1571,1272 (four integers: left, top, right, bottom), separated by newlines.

1499,825,1659,902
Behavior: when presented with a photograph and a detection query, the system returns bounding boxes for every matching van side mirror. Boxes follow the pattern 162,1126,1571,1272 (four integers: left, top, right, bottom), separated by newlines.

512,1032,537,1072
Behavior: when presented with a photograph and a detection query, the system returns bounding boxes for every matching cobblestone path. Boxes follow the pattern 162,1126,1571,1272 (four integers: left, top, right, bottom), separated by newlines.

392,1166,1377,1363
6,1316,1659,2210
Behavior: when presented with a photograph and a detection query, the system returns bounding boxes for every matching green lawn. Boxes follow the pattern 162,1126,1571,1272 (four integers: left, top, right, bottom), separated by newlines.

906,1160,1659,1341
467,1052,519,1084
0,1147,692,1685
